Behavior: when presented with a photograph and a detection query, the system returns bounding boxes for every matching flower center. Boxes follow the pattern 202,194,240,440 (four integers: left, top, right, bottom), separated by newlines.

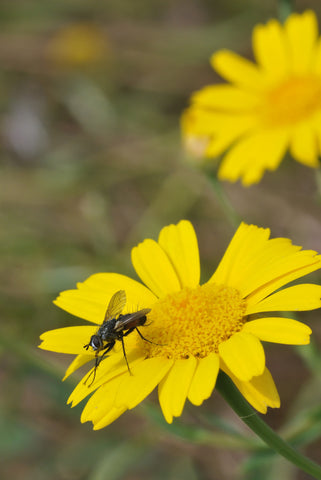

139,283,247,360
261,75,321,127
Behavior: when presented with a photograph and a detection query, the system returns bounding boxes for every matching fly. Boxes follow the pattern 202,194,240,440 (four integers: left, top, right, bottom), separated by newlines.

84,290,151,385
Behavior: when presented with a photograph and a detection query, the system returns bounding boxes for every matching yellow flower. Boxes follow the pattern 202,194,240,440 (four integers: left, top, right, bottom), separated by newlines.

48,23,108,69
39,221,321,429
182,10,321,185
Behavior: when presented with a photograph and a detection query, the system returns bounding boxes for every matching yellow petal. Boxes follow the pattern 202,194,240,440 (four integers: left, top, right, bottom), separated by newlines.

187,352,219,406
78,273,157,310
289,121,319,167
218,332,265,382
285,10,318,74
158,220,200,288
235,237,301,297
253,19,289,81
158,357,197,423
54,273,157,322
131,239,181,298
205,114,257,157
209,223,270,287
182,105,257,159
211,50,266,91
219,228,320,300
192,85,260,111
80,374,125,426
39,326,96,354
222,363,280,413
242,317,312,345
115,357,173,409
63,353,93,380
217,128,289,186
314,38,321,74
182,107,223,136
246,254,321,308
68,348,144,407
93,407,127,430
247,284,321,315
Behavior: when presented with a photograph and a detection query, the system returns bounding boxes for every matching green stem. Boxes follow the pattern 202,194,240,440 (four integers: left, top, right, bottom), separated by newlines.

278,0,294,22
204,168,241,228
315,169,321,204
216,371,321,479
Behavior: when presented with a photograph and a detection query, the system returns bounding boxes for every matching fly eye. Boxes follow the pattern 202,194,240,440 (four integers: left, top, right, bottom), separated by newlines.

90,336,102,350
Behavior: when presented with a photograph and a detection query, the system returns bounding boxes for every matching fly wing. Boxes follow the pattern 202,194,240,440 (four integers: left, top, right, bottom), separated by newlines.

104,290,127,321
114,308,151,331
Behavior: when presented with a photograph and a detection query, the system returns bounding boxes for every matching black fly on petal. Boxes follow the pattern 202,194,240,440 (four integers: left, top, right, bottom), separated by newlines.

84,290,151,385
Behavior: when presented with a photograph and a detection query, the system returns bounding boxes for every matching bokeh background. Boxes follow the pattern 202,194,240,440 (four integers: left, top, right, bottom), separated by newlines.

1,1,321,479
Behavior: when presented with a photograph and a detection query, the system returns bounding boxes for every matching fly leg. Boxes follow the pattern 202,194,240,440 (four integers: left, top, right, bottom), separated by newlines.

95,341,115,368
121,327,140,375
84,341,115,387
120,335,132,376
135,327,164,345
83,354,100,387
119,327,165,377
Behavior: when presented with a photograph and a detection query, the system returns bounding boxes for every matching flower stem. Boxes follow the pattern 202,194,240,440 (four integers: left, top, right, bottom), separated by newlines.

315,169,321,204
278,0,294,22
204,167,241,228
216,371,321,479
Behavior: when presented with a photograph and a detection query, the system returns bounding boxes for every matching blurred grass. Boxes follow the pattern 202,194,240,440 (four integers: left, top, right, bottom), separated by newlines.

1,0,321,479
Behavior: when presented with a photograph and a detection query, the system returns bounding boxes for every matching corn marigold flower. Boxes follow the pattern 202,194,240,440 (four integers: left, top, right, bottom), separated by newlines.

182,10,321,185
39,221,321,429
48,23,108,69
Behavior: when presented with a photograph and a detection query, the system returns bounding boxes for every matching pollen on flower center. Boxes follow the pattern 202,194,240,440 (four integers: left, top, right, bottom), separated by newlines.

262,75,321,127
139,283,247,360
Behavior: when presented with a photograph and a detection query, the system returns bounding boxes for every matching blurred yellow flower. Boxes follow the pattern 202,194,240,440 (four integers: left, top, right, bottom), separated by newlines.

48,23,108,69
182,10,321,185
39,220,321,429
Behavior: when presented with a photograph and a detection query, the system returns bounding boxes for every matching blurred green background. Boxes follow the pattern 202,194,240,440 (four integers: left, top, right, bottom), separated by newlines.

1,1,321,479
